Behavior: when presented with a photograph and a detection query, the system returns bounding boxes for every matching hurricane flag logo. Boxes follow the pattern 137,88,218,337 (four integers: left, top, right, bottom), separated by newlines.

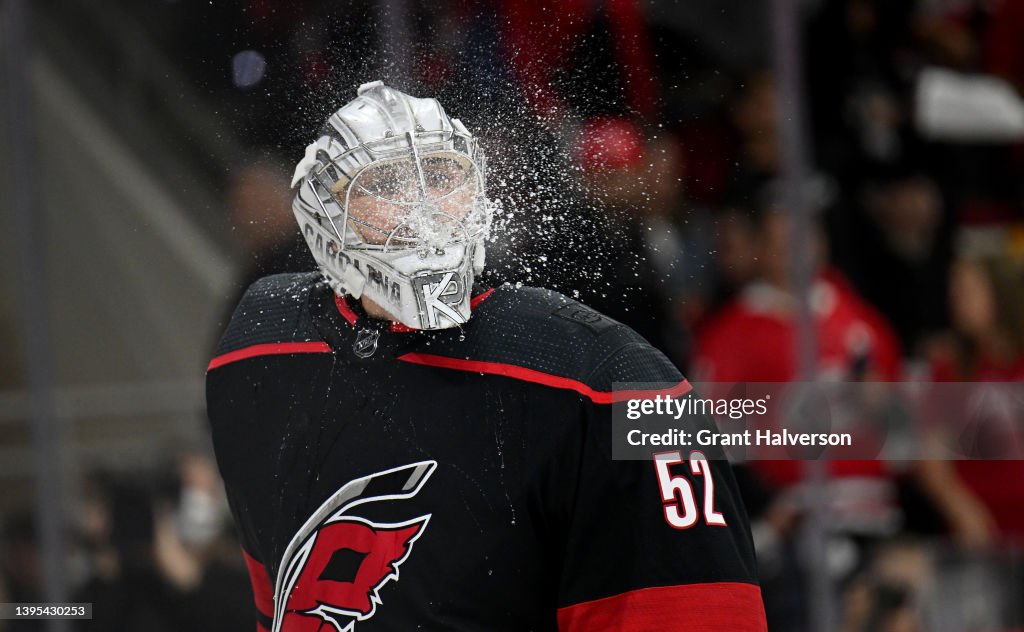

271,461,437,632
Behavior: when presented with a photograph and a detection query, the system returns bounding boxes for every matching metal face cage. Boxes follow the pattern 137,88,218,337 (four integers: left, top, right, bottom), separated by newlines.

303,130,489,254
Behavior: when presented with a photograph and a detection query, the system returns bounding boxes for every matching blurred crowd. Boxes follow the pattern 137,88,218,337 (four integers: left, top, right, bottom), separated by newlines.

5,0,1024,630
0,449,251,631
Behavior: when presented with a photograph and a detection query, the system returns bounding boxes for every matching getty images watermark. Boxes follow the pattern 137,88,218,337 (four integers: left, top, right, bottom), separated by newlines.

611,381,1024,461
624,392,851,449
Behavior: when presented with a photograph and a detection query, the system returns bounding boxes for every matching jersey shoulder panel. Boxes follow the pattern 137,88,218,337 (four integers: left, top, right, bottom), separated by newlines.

459,284,683,392
214,272,324,356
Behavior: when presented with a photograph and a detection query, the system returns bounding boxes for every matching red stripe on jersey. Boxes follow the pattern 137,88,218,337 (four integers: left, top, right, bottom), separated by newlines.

470,287,495,308
396,353,692,404
334,293,358,325
241,548,275,620
557,582,767,632
208,341,332,371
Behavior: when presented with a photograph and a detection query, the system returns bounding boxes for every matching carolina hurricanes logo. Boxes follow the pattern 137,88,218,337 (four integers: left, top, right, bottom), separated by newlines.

272,461,436,632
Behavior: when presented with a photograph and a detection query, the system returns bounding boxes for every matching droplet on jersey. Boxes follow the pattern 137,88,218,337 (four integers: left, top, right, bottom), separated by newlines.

232,50,266,88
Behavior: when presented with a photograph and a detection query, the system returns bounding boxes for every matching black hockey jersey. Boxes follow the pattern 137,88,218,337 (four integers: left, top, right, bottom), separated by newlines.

206,273,767,632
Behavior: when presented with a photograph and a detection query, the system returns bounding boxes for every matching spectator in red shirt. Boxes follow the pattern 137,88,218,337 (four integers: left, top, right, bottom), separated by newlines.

695,203,901,516
927,256,1024,544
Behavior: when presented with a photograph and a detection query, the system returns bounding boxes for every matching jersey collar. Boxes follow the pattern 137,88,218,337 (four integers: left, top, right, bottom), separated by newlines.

334,288,495,333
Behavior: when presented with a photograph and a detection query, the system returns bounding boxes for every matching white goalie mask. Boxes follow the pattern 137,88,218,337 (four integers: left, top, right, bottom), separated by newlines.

291,81,491,330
